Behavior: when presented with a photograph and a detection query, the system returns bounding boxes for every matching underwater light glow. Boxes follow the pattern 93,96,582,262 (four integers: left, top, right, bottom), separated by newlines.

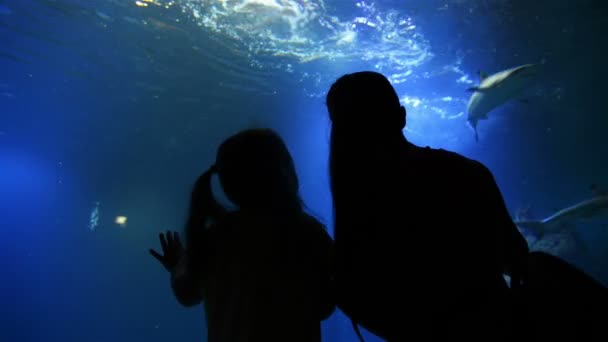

127,0,506,148
0,148,58,224
156,0,483,146
140,0,434,84
0,150,51,198
0,4,12,16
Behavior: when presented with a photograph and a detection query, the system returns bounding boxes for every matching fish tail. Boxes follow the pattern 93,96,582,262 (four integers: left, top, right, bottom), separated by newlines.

467,120,479,142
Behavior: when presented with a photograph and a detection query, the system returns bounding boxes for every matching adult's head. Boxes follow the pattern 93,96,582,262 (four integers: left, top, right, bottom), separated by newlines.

326,71,406,139
215,128,301,212
326,72,408,208
325,72,411,341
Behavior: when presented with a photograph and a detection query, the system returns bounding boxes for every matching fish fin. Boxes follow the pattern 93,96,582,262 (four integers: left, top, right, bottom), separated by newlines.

467,86,491,93
479,70,489,81
510,64,537,76
466,86,489,93
467,120,479,142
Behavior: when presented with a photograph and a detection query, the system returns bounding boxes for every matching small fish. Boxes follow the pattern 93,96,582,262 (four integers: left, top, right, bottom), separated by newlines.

89,202,100,231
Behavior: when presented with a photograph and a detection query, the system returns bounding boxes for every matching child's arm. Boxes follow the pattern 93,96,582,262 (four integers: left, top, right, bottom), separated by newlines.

170,252,204,307
172,166,224,307
150,231,205,307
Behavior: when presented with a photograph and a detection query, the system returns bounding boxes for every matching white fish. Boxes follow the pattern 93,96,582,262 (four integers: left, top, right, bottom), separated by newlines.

466,63,538,141
514,186,608,238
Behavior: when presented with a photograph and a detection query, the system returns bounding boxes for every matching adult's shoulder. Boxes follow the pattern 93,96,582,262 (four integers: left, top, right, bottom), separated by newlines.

427,147,491,176
295,212,332,241
300,212,330,231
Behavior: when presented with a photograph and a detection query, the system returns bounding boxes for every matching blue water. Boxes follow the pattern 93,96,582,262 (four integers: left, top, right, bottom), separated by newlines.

1,0,607,341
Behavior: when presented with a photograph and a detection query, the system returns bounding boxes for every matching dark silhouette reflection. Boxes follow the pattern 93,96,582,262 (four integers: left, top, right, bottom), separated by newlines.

326,71,530,341
151,128,335,342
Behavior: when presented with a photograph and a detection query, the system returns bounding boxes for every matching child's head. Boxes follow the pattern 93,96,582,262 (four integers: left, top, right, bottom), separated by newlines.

215,128,301,211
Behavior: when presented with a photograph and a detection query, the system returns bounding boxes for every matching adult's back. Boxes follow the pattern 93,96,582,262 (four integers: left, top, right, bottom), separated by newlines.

326,71,528,341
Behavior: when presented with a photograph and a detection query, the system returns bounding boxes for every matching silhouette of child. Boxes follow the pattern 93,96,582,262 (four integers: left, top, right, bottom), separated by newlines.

151,128,334,342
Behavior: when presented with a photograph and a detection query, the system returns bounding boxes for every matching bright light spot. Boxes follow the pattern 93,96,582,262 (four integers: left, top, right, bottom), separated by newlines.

115,216,128,227
430,106,447,117
337,30,356,46
192,8,201,19
447,112,464,120
401,96,422,108
457,75,473,84
135,1,149,7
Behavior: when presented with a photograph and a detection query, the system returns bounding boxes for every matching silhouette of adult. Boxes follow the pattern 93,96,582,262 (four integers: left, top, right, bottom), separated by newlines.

151,128,335,342
325,71,529,341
